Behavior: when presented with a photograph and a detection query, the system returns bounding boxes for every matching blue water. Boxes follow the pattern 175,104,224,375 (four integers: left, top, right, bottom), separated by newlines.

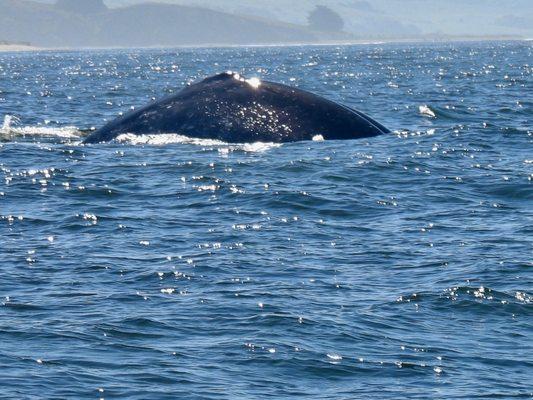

1,41,532,399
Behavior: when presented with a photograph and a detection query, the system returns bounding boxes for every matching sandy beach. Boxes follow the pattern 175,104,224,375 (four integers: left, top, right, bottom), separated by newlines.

0,36,526,53
0,44,41,52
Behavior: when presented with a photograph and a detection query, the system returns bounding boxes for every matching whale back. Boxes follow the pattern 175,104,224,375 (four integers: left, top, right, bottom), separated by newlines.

83,72,389,143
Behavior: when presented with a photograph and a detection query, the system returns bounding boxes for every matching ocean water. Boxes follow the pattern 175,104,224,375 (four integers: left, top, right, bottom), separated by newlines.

0,42,531,399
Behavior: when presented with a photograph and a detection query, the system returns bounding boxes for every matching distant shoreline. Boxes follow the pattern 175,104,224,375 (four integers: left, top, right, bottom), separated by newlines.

0,44,41,52
0,37,527,53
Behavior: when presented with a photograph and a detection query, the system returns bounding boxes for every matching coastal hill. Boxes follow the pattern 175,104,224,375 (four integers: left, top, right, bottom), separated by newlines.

110,0,532,38
0,0,340,48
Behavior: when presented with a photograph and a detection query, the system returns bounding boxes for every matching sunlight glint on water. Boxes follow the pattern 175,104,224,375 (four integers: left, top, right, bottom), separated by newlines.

0,41,532,399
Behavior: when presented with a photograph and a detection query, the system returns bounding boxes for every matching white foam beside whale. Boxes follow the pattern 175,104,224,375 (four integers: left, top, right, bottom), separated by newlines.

1,115,80,140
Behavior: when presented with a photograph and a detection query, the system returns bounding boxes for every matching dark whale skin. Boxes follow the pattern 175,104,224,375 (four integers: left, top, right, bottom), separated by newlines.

83,72,389,144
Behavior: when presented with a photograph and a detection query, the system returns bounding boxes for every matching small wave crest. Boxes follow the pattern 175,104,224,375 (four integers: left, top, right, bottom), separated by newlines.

1,115,20,132
418,105,436,118
1,115,81,140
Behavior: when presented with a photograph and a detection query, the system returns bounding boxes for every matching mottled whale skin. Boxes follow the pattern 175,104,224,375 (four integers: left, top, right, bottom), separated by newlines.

83,72,389,144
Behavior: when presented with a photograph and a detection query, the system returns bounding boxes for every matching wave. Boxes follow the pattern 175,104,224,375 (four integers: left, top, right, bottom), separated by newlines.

418,104,485,121
114,133,282,152
418,105,436,118
1,116,283,152
0,115,81,140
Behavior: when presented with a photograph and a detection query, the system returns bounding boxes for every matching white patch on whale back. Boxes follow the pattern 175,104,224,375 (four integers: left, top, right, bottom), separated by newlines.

312,134,325,141
231,71,260,86
245,77,262,89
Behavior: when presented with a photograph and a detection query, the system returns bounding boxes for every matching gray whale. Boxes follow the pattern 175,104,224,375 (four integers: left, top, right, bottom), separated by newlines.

83,72,389,144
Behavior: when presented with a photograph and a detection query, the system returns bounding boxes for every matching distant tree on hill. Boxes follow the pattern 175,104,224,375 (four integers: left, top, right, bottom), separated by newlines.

55,0,108,14
308,5,344,32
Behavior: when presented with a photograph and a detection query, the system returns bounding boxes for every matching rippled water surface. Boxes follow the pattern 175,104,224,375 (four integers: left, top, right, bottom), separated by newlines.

1,42,532,399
